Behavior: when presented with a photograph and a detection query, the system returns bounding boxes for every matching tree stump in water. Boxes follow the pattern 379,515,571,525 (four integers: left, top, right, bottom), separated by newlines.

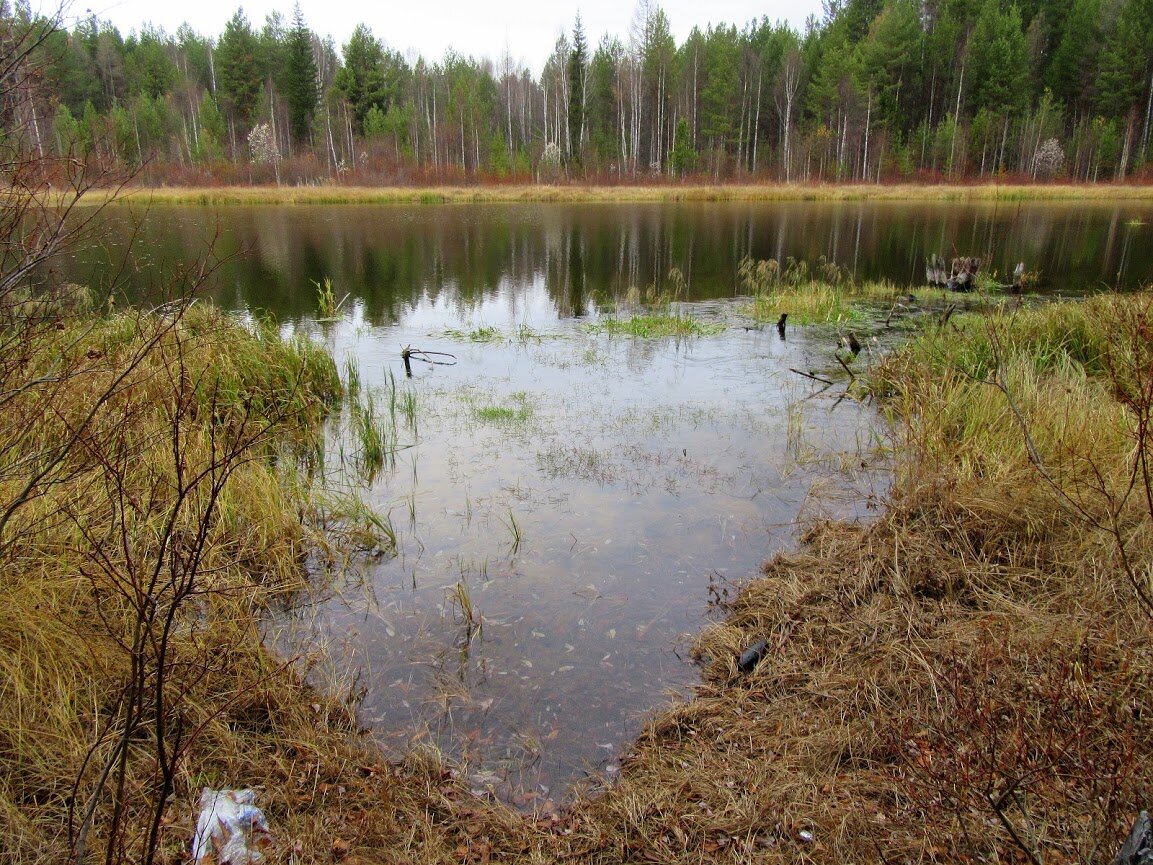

925,253,982,291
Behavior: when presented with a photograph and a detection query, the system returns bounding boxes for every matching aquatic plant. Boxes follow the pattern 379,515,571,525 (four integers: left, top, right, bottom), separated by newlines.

350,390,391,482
471,391,533,425
449,580,481,639
443,325,503,343
587,313,724,338
501,509,522,555
313,276,347,321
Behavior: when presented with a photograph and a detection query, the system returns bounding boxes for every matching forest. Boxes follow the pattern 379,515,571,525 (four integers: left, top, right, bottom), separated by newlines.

9,0,1153,186
9,0,1153,185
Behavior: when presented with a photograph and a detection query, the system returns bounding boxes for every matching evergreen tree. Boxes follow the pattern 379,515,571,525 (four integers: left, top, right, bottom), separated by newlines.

335,24,384,132
567,14,587,164
969,0,1029,115
1046,0,1100,113
124,26,176,99
283,4,317,143
1094,0,1153,118
587,36,622,166
216,9,262,124
670,116,697,174
856,0,922,131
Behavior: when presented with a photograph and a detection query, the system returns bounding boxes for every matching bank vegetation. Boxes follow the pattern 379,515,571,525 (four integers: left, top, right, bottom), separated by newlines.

89,182,1153,207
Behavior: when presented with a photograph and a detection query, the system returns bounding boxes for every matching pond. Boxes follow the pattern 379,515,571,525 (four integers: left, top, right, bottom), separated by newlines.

60,199,1153,809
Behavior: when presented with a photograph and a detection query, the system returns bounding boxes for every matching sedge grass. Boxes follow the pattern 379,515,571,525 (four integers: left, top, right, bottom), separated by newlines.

0,299,345,862
443,324,503,343
587,311,725,338
88,183,1153,207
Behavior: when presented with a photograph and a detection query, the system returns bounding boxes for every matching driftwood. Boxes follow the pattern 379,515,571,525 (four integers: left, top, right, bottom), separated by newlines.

1113,811,1153,865
926,253,982,291
401,346,457,377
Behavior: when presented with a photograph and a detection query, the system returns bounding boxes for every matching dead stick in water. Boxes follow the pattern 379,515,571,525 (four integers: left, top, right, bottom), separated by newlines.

789,368,834,386
835,353,856,381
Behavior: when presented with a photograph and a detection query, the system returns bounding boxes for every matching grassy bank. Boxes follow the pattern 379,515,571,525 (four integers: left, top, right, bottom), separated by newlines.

5,284,1152,863
0,296,347,862
85,182,1153,207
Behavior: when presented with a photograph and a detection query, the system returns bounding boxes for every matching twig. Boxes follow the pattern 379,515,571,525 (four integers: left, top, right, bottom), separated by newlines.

789,368,833,386
835,352,856,381
988,788,1043,865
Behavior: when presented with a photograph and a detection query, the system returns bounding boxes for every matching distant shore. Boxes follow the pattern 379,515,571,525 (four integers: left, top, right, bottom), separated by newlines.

85,182,1153,206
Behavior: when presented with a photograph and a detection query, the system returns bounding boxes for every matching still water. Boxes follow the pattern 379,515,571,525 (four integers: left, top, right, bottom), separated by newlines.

61,200,1152,808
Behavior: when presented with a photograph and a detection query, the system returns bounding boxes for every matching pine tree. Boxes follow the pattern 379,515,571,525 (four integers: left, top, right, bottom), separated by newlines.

567,14,588,165
283,4,316,144
1046,0,1100,114
335,24,385,133
670,116,697,174
216,9,261,124
969,0,1029,115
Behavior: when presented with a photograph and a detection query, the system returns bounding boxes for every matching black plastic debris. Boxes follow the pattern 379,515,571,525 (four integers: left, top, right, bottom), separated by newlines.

737,639,768,673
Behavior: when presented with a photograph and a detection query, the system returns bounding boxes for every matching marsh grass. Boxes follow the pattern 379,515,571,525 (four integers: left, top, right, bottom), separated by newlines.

471,391,533,426
587,312,726,338
448,580,481,640
103,183,1153,207
349,391,391,481
310,488,398,558
501,509,523,555
740,256,908,325
0,299,344,863
313,277,347,321
443,325,503,343
343,354,361,399
558,292,1153,865
10,259,1153,864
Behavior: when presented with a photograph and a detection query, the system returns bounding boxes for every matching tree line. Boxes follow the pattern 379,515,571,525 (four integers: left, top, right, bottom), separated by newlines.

8,0,1153,183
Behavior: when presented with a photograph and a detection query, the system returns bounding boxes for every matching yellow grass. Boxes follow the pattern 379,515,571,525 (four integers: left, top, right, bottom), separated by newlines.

76,182,1153,207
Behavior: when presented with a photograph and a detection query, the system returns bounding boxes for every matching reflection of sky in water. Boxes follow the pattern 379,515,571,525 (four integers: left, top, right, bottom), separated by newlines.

400,275,588,330
277,293,887,808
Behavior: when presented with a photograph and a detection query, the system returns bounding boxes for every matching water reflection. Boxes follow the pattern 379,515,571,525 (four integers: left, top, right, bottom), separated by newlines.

65,201,1153,321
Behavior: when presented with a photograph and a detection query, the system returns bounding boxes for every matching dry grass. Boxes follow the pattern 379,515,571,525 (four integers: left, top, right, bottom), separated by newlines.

76,182,1153,207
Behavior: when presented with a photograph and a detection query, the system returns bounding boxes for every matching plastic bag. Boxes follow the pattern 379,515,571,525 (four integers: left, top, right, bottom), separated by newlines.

190,788,273,864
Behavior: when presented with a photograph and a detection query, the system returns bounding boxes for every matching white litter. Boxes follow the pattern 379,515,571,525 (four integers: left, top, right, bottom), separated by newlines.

190,788,273,864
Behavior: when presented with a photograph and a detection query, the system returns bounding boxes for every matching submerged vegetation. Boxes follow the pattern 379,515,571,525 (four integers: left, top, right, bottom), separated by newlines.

586,312,725,338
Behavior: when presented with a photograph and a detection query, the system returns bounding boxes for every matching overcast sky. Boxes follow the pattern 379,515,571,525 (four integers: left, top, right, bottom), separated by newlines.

73,0,824,74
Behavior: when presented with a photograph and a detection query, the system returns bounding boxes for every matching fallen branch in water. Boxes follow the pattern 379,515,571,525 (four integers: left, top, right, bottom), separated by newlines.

401,346,457,376
789,368,834,386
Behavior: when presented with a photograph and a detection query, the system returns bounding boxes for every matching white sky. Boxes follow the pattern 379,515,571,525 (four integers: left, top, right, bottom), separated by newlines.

72,0,823,74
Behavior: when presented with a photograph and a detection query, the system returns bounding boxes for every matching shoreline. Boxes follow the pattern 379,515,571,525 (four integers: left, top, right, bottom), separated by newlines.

84,182,1153,206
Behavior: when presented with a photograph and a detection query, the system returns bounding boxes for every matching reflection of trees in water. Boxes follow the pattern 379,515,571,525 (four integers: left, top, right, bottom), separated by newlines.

62,204,1150,323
